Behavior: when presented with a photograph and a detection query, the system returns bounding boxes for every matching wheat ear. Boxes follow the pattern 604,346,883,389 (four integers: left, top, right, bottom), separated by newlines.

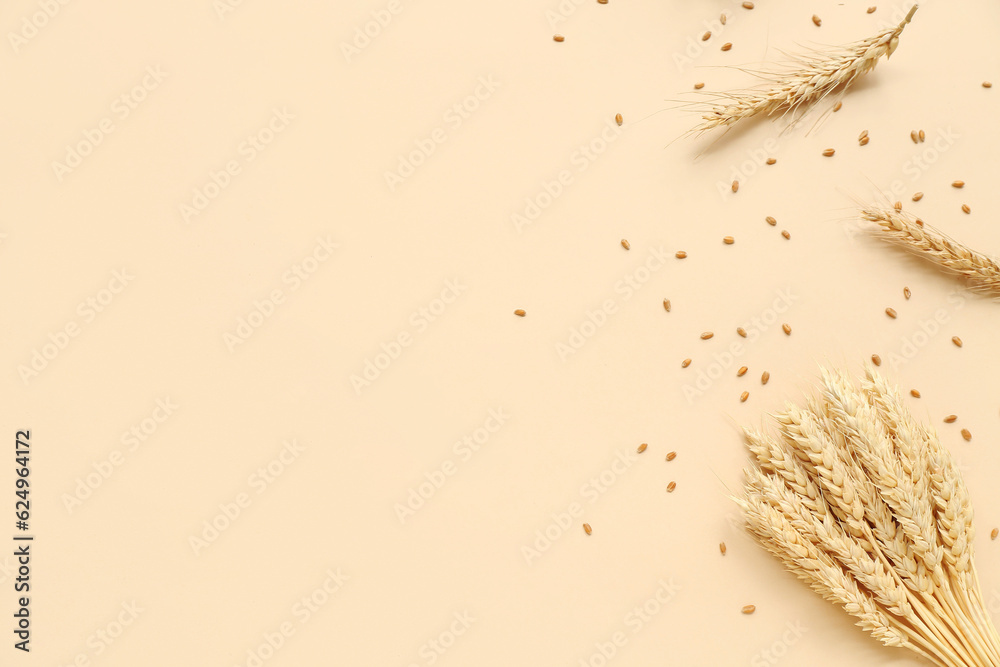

739,366,1000,666
862,205,1000,298
691,5,917,134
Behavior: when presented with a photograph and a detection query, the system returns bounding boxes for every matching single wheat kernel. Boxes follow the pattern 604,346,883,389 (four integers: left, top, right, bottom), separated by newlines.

742,605,756,614
872,354,882,366
765,216,777,226
859,136,870,146
822,148,835,157
886,307,897,318
867,6,876,13
598,0,608,4
554,34,565,42
911,389,921,398
682,358,691,368
694,82,705,90
742,1,754,8
944,415,958,423
992,528,998,540
953,180,965,188
766,157,777,164
615,113,623,126
903,287,911,299
667,481,677,492
720,13,727,24
910,130,918,144
514,309,526,317
721,42,732,51
701,332,714,340
782,323,791,335
812,14,821,26
740,391,749,403
664,299,671,312
737,327,747,338
918,129,925,142
702,31,711,41
723,236,735,244
666,451,676,461
621,238,630,249
761,371,770,385
962,204,971,214
720,542,727,555
833,101,842,112
912,192,923,201
952,336,962,347
676,251,687,259
732,180,739,192
637,443,647,453
983,81,992,88
894,201,903,212
781,230,791,239
737,366,748,377
583,523,592,535
961,428,972,442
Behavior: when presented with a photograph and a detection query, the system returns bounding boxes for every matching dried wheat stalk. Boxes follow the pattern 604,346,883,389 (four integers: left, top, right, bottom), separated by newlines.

862,205,1000,298
692,5,917,134
737,366,1000,667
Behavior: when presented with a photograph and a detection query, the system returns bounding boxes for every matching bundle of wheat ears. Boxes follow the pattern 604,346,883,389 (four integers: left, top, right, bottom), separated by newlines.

863,205,1000,299
738,366,1000,667
693,5,918,134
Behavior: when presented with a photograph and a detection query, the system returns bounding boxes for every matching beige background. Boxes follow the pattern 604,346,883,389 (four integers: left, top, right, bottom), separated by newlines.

2,0,999,664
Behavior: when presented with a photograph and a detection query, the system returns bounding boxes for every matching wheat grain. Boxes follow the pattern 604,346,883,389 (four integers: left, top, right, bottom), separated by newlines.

690,6,917,134
738,365,1000,666
861,206,1000,297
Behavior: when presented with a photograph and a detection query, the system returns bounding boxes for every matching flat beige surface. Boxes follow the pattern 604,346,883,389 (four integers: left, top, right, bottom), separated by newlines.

3,0,1000,665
